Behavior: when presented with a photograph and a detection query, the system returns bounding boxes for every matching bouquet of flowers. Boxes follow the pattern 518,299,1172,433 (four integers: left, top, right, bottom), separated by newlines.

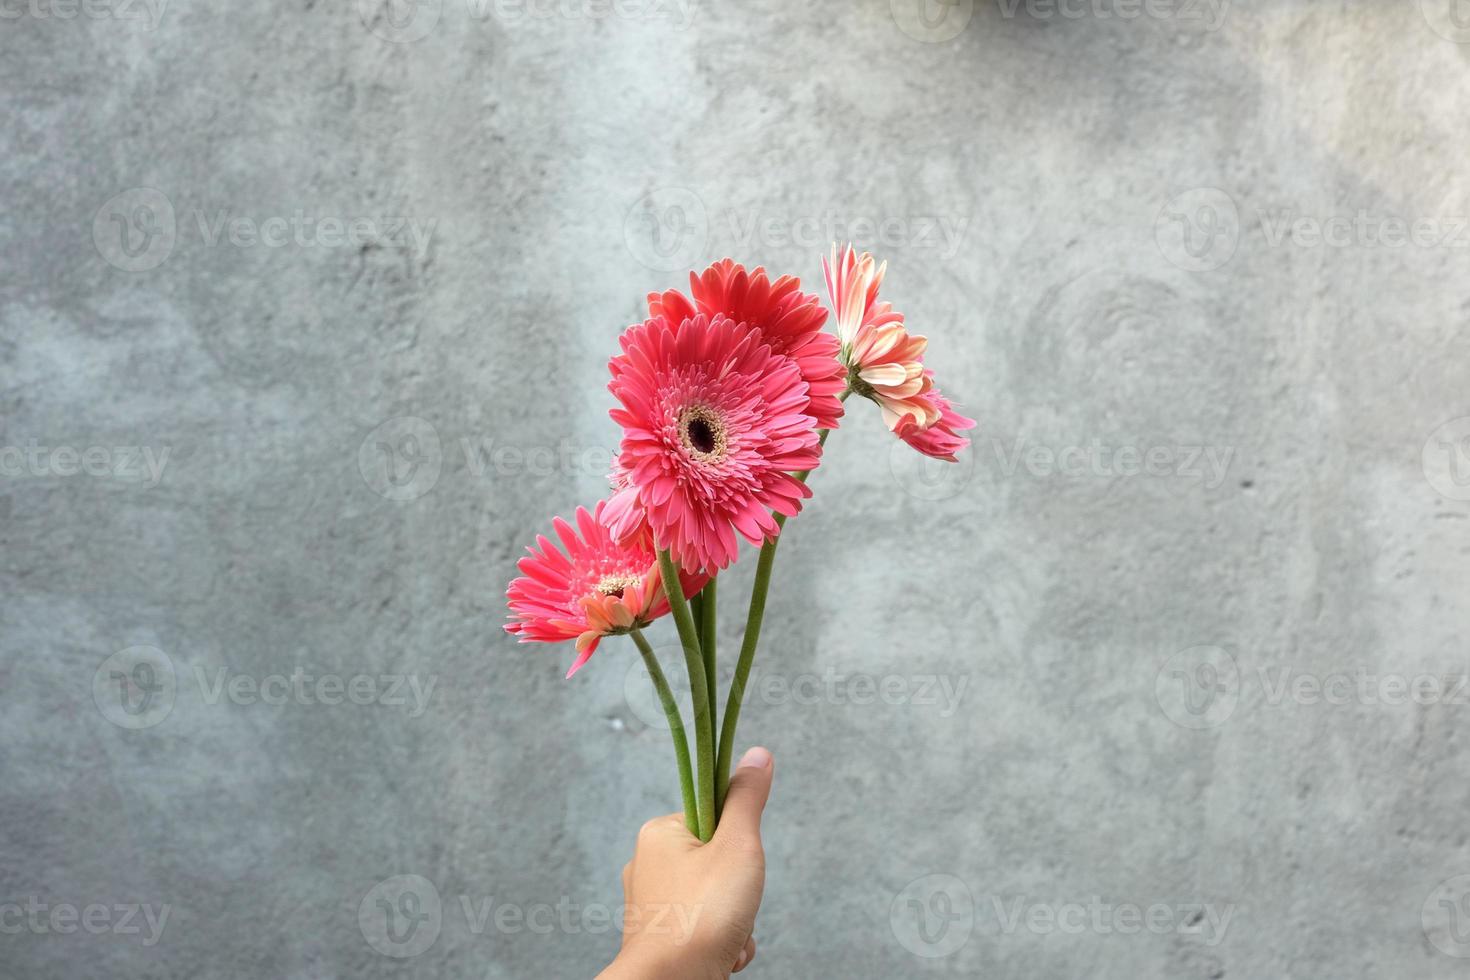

505,245,975,840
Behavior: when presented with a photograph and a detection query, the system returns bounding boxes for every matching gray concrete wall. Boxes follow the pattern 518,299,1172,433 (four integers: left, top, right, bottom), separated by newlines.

4,1,1470,977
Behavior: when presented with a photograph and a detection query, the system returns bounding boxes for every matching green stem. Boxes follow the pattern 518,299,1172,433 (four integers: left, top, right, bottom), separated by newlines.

630,628,698,835
657,548,714,841
699,577,718,737
715,401,846,816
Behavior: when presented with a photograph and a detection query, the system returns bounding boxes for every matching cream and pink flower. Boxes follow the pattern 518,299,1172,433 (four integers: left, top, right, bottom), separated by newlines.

608,312,821,574
823,243,976,458
505,501,707,677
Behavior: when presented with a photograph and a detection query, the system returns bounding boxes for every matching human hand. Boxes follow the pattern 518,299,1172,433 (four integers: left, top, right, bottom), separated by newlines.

598,746,774,979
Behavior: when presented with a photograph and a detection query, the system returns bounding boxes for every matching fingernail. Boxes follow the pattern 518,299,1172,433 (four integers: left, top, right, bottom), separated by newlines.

737,746,772,770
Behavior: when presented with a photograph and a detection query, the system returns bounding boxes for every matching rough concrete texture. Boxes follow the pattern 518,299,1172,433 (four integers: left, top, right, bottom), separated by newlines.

4,1,1470,977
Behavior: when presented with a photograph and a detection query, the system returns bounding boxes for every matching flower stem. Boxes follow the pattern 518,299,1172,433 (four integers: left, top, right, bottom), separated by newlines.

630,628,698,835
715,405,845,816
656,548,714,841
699,577,718,736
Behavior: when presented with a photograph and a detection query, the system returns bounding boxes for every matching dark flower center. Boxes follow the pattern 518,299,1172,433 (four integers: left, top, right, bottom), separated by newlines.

678,405,728,463
687,417,717,454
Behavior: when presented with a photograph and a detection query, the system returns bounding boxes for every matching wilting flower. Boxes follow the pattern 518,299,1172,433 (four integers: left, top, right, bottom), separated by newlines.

895,377,976,462
823,243,976,455
648,259,845,431
608,312,821,573
505,501,707,678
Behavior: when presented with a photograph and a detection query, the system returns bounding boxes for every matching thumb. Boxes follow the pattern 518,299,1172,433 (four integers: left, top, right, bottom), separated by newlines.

717,747,773,844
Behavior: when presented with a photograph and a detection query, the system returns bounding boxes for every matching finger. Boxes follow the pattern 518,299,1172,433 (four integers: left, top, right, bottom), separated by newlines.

732,935,757,972
621,861,631,894
716,747,773,847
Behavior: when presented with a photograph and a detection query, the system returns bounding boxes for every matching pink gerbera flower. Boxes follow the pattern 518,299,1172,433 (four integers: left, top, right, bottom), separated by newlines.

648,259,845,431
505,501,707,678
608,313,821,573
